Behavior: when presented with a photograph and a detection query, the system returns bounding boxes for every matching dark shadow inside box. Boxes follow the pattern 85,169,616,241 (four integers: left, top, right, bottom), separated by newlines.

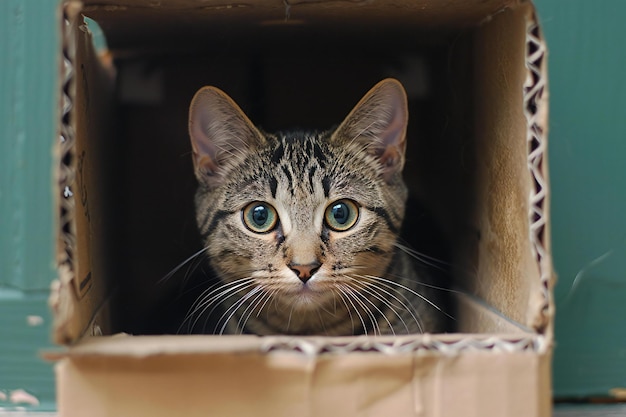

86,19,478,335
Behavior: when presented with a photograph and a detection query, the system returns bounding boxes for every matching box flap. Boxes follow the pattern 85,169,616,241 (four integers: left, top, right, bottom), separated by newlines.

54,335,551,417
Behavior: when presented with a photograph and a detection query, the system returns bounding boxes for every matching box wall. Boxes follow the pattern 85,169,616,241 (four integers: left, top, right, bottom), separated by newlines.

56,347,551,417
53,6,117,343
52,2,553,415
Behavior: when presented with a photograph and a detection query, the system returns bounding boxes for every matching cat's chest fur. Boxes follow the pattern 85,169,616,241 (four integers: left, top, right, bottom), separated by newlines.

186,79,448,336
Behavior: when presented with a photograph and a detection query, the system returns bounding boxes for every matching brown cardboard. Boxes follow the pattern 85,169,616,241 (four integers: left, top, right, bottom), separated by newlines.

50,334,550,417
51,0,552,416
53,2,117,344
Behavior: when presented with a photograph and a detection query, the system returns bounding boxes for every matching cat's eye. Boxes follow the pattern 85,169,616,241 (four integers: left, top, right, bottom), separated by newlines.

243,202,278,233
325,199,359,232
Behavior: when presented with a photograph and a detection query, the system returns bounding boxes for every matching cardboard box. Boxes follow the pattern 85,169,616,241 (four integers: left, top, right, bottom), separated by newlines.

49,0,553,415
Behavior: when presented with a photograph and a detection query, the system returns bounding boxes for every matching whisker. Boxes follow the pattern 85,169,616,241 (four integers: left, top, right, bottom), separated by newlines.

381,270,464,295
286,301,297,333
158,247,208,285
316,308,330,336
394,241,479,278
341,278,397,335
336,285,367,335
363,274,455,321
181,279,256,333
332,289,356,335
237,289,269,334
217,286,262,335
393,243,449,272
340,284,380,336
202,281,258,330
353,274,423,334
188,278,254,318
257,289,277,318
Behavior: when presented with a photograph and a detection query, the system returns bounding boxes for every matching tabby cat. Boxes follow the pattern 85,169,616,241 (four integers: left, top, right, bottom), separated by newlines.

186,78,449,336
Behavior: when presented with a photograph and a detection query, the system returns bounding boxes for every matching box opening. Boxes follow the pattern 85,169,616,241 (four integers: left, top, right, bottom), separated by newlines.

55,0,549,343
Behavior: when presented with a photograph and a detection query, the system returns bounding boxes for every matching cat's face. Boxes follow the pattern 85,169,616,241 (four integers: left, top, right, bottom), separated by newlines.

188,79,409,335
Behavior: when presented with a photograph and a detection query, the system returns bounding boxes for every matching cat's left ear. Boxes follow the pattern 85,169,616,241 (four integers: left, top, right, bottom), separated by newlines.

189,86,265,188
332,78,408,182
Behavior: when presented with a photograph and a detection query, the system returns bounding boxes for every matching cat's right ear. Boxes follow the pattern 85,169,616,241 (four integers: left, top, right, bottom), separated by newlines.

189,87,264,187
332,79,409,183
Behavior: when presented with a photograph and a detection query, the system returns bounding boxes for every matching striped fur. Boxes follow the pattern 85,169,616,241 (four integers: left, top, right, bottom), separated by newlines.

187,79,448,335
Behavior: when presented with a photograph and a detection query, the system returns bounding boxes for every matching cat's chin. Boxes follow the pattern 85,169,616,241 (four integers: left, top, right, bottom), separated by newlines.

279,283,333,311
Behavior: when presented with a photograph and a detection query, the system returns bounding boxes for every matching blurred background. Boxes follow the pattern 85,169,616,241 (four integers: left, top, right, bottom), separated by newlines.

0,0,624,414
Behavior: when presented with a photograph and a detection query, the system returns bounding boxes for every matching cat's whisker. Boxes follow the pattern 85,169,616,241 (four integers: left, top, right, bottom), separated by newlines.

394,241,480,277
347,276,413,335
363,274,455,321
350,263,461,295
332,289,356,335
257,289,277,318
217,286,263,335
336,285,367,335
393,241,450,265
201,280,258,326
285,301,297,333
340,284,380,336
352,274,424,334
393,243,449,272
178,280,225,331
182,278,256,333
188,277,255,315
314,305,330,336
381,270,464,295
342,278,398,336
158,247,208,285
178,280,230,334
237,288,269,335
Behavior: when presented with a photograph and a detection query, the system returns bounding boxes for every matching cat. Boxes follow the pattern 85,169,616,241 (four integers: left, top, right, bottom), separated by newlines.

185,78,450,336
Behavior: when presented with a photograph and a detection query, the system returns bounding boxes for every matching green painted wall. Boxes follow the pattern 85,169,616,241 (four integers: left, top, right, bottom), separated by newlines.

0,0,59,411
0,0,624,411
535,0,626,398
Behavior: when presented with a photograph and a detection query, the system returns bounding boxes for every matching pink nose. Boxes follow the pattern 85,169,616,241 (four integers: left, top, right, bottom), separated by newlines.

289,262,321,283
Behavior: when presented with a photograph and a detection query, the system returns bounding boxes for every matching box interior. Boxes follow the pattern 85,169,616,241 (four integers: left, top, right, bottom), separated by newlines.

55,0,546,343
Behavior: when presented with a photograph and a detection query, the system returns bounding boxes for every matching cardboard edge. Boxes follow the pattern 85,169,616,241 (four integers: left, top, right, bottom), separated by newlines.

51,0,117,345
522,3,553,339
44,332,548,362
50,0,83,346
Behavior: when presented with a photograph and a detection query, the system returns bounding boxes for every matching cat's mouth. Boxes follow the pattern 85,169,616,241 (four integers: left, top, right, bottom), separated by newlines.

282,279,331,308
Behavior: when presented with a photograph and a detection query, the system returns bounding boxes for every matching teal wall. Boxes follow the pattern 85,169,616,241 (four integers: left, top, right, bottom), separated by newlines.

0,0,59,411
535,0,626,398
0,0,624,411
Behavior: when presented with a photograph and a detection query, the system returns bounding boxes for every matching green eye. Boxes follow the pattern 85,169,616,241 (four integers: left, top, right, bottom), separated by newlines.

325,199,359,232
243,202,278,233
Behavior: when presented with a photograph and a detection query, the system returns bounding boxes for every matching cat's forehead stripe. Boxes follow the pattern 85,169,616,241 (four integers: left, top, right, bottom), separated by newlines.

307,165,317,194
321,175,331,198
269,133,331,198
269,176,278,199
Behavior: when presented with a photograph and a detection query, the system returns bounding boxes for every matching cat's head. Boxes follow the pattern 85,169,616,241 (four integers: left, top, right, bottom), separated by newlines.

188,79,410,335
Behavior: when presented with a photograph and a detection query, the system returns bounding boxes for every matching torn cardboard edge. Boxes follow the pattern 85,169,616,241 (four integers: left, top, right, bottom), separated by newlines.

44,332,548,361
51,0,552,353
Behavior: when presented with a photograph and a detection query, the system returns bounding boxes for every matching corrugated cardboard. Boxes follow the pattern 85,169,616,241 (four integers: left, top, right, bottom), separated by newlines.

50,1,552,416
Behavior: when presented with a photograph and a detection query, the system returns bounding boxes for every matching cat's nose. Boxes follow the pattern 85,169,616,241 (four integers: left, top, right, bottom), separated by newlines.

289,261,321,283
